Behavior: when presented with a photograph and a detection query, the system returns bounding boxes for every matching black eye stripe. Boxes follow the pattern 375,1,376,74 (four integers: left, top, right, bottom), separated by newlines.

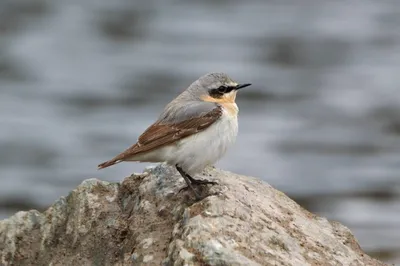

218,86,235,93
209,86,235,98
227,86,235,92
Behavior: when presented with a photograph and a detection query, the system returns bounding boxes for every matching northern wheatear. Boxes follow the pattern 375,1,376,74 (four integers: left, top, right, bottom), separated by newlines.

98,73,251,199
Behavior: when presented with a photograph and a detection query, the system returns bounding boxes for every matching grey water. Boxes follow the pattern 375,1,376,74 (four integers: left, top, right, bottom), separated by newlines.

1,0,400,263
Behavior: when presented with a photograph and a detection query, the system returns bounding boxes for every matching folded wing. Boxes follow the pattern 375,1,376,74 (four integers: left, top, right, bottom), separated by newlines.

97,106,222,169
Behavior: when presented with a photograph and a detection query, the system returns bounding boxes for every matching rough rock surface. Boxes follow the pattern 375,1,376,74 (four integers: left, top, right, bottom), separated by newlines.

0,164,386,266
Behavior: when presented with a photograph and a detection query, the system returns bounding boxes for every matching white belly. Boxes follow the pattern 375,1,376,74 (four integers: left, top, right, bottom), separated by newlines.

129,107,238,175
169,112,238,174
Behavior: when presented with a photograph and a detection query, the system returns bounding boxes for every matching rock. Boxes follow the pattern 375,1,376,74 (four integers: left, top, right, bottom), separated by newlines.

0,164,386,266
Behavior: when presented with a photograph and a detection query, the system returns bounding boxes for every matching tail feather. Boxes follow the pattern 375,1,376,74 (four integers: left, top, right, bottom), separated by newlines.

97,159,121,170
98,143,139,169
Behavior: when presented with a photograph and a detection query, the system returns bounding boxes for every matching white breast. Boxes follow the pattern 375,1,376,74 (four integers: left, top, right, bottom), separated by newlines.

167,106,239,175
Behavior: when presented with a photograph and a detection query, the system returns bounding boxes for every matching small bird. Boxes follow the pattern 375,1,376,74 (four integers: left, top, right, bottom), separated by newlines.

98,73,251,199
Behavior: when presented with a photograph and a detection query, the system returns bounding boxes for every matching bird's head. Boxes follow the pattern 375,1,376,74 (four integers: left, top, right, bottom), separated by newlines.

187,72,251,103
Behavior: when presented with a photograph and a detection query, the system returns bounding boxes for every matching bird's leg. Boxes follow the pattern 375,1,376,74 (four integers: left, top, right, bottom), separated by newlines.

176,165,201,199
186,174,218,185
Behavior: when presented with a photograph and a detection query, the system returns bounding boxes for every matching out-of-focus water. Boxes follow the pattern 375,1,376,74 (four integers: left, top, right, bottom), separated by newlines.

1,0,400,263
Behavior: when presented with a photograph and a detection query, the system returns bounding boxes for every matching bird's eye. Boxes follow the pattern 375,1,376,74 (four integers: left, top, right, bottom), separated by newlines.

217,86,227,93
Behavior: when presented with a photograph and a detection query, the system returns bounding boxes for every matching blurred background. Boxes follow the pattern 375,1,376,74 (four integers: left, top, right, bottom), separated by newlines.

0,0,400,263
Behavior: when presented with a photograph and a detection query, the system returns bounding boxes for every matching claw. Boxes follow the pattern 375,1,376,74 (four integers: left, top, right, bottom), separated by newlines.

176,165,217,200
179,186,190,193
178,185,201,199
190,179,218,186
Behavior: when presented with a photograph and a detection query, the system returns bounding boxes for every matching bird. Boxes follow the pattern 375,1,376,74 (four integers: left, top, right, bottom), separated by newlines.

98,72,251,199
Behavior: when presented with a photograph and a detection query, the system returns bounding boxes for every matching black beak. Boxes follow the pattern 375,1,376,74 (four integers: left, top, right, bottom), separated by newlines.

235,83,252,90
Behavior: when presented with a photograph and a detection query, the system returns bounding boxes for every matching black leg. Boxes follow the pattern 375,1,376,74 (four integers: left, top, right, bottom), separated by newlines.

186,175,218,185
176,165,201,199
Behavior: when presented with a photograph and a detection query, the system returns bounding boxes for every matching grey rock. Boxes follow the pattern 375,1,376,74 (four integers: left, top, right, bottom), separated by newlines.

0,164,387,266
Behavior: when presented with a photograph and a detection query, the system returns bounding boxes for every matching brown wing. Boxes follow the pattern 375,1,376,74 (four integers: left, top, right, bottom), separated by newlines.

98,106,222,169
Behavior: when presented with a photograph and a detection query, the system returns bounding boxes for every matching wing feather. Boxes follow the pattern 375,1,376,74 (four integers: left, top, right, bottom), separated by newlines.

97,106,222,169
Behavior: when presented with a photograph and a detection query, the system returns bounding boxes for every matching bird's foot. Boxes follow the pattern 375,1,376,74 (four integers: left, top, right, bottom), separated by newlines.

176,165,217,200
189,178,218,186
178,186,202,200
179,185,191,193
178,179,218,200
